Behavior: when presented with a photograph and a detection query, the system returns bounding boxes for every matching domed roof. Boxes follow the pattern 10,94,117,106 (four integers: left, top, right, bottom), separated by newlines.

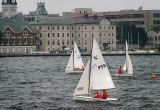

2,0,17,5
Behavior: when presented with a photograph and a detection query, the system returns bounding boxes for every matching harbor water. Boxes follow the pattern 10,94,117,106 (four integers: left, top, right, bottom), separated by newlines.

0,55,160,110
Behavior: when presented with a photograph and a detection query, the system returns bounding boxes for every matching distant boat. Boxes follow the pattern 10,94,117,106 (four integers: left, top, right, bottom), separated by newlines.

73,38,118,101
122,41,133,76
65,41,84,74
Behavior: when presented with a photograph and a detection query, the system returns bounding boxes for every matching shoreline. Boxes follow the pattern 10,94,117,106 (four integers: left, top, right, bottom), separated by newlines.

0,53,160,57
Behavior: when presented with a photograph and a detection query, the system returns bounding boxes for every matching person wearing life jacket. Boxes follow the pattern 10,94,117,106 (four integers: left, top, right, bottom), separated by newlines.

118,66,122,76
94,91,102,98
102,90,108,99
151,74,158,80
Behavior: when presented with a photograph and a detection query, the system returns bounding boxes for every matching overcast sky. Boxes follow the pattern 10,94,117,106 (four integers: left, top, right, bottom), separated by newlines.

0,0,160,15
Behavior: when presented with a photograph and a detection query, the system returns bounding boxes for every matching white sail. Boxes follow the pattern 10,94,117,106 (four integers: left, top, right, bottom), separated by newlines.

125,41,133,75
73,42,84,68
65,51,74,72
65,41,84,73
90,38,115,90
123,61,126,71
73,60,90,96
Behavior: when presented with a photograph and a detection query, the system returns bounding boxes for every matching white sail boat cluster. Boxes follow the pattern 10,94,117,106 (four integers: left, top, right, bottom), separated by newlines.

65,39,133,102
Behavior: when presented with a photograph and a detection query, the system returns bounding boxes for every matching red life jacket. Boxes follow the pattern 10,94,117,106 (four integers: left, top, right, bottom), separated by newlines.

118,68,122,75
94,92,102,98
102,91,108,99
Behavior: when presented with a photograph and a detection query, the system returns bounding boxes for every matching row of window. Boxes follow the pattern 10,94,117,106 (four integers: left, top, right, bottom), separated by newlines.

39,26,114,31
105,14,144,19
1,38,33,45
148,36,160,41
40,32,115,38
5,31,29,36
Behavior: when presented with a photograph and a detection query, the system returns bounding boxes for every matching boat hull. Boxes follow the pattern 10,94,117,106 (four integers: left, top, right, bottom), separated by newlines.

65,70,83,74
73,96,118,102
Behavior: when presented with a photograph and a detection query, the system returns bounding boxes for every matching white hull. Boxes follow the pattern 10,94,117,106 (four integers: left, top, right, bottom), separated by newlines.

73,96,118,102
112,74,133,77
65,70,83,74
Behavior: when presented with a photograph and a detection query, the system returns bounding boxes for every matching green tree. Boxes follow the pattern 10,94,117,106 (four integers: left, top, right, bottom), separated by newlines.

116,23,148,48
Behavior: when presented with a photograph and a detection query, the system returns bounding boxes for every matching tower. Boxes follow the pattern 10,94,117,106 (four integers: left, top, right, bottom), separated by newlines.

1,0,17,18
36,2,47,16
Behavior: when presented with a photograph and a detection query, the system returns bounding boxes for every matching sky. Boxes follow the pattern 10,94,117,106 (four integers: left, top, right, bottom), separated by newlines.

0,0,160,15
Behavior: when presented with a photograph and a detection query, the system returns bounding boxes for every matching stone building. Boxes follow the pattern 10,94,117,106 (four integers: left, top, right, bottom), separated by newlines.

1,0,17,18
31,16,116,53
0,18,37,54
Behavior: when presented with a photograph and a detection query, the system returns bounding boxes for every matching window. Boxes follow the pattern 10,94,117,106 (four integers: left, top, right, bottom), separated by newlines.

57,40,60,45
57,26,59,30
112,33,114,36
48,41,50,45
85,26,87,29
40,40,42,45
100,41,101,44
92,26,94,30
53,40,54,45
62,41,64,45
5,31,10,36
85,40,87,45
23,31,28,36
57,33,59,37
48,33,50,37
62,33,64,37
48,26,50,30
100,33,101,37
72,27,74,30
112,26,114,29
108,26,110,29
40,33,42,37
52,26,54,30
67,27,69,30
67,40,69,45
72,33,74,37
99,26,101,30
39,26,42,30
53,33,54,37
62,26,64,30
67,33,69,37
85,34,87,37
92,33,94,37
155,36,157,41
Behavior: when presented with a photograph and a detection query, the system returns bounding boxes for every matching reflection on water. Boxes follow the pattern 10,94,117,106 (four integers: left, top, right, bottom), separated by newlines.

0,56,160,110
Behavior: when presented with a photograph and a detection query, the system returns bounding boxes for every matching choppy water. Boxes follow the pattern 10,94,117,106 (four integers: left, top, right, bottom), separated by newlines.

0,55,160,110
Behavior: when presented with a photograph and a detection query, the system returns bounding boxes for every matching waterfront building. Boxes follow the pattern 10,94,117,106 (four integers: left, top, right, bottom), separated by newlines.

1,0,17,18
0,18,37,54
147,31,160,48
63,8,160,32
31,16,116,53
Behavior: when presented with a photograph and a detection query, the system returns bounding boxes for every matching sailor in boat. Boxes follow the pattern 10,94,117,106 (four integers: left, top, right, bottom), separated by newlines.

151,74,158,80
102,90,108,99
94,91,102,98
118,65,122,76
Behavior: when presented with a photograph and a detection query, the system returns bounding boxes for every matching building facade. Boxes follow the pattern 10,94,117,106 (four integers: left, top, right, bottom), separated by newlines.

1,0,17,18
31,16,116,53
63,8,160,32
0,18,37,54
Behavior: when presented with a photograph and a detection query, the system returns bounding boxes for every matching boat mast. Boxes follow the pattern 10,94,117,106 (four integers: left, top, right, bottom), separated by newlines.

88,36,93,96
126,41,128,74
73,41,75,69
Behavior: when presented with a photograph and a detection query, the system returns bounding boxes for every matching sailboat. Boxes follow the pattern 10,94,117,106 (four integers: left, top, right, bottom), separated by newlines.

65,41,84,74
73,38,118,101
122,41,133,76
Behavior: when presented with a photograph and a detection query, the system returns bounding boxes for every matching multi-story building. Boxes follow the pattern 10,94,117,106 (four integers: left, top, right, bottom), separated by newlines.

0,18,37,54
63,8,160,32
1,0,17,18
147,31,160,48
31,16,116,53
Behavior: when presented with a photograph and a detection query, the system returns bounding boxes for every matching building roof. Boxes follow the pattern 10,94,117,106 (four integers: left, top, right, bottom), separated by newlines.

0,17,37,33
31,16,111,25
31,16,75,25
